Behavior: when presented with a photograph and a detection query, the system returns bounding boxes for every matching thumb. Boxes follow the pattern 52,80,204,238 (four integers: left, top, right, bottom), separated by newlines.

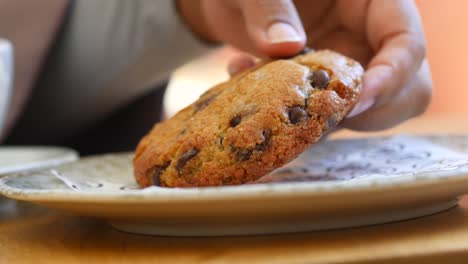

238,0,306,57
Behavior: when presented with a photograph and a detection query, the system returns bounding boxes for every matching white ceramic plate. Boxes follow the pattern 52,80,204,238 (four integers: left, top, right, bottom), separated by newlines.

1,135,468,236
0,146,78,175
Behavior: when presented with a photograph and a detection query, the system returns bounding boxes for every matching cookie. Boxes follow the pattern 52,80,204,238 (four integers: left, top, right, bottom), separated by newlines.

134,49,364,187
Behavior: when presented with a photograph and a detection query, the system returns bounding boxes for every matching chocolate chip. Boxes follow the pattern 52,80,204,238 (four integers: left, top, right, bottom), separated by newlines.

176,148,199,174
151,168,163,186
179,128,188,135
288,106,307,124
263,128,272,138
194,93,219,113
151,161,171,186
222,176,233,184
230,145,252,161
218,136,224,145
230,116,241,127
255,129,272,151
310,70,330,89
230,129,272,162
255,143,265,152
236,149,252,161
327,118,337,128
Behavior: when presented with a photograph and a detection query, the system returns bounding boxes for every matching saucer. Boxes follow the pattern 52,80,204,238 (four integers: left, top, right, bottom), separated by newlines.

1,135,468,236
0,146,78,175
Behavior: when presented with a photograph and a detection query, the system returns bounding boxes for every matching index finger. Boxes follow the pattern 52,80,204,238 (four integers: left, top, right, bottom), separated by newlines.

357,0,426,113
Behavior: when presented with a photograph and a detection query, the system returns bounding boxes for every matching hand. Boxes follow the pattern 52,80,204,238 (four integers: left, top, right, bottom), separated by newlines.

177,0,433,131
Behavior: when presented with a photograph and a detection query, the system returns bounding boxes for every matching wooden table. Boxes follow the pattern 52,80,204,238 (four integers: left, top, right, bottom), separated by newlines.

1,114,468,264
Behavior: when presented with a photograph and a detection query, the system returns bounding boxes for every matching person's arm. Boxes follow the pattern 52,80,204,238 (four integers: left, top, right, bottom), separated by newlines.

0,0,69,140
5,0,216,144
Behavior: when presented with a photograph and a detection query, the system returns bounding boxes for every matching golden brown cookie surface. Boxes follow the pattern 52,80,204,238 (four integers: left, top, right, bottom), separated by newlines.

134,50,364,187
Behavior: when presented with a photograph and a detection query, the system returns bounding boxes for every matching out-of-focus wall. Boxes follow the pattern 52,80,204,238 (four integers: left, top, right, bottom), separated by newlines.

417,0,468,114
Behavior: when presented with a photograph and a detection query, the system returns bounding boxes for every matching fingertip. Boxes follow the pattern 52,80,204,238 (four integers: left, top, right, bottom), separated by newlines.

239,0,306,58
346,66,386,119
227,56,256,76
247,26,306,58
347,97,375,118
259,40,306,58
257,21,306,58
362,64,395,106
266,22,304,43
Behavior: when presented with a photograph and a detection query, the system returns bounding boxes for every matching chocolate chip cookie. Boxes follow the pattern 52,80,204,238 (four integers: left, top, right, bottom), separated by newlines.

134,49,364,187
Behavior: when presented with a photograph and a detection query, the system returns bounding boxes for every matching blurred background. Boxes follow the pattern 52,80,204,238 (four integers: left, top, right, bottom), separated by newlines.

1,0,467,152
165,0,468,117
417,0,468,114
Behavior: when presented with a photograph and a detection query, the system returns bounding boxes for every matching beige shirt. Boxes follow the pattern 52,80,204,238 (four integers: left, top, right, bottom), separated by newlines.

2,0,209,143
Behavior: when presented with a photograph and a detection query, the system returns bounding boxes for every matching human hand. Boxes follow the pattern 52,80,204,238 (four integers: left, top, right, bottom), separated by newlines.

177,0,433,131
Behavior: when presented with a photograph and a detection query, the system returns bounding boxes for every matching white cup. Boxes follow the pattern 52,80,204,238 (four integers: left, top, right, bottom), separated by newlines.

0,39,13,140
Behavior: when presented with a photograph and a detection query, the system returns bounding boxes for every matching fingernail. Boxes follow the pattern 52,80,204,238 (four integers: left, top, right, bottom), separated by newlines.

347,98,376,118
267,22,301,44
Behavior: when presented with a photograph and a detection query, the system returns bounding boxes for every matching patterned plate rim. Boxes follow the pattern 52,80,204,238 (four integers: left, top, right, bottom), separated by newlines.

1,135,468,203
